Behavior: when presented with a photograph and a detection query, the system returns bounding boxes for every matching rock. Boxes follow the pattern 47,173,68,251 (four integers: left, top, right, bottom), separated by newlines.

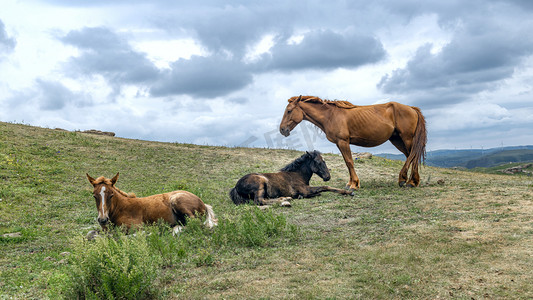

501,164,533,175
82,129,115,137
86,230,99,241
353,152,372,159
437,179,445,185
2,232,22,238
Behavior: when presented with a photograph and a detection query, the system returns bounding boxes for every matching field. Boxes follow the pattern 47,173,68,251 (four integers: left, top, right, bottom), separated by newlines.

1,121,533,299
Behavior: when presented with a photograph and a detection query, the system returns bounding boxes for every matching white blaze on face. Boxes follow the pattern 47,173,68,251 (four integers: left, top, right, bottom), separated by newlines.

98,186,108,220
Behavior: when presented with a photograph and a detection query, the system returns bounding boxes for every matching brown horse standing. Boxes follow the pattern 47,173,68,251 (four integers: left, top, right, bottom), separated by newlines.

87,173,217,234
279,96,427,189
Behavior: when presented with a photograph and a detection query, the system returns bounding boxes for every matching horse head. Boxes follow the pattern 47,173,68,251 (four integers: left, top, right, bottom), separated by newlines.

87,173,119,227
307,151,331,181
280,95,304,137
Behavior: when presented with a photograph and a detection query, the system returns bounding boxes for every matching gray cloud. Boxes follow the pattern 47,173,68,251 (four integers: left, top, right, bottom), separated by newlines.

378,10,533,107
150,54,253,98
263,30,385,71
60,27,160,91
5,0,531,151
178,5,283,58
503,0,533,10
0,19,16,55
150,29,387,99
6,78,91,111
59,26,256,99
51,2,390,99
36,79,78,110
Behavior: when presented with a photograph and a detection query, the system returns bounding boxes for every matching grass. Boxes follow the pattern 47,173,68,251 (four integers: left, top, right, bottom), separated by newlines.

1,121,533,299
469,161,533,176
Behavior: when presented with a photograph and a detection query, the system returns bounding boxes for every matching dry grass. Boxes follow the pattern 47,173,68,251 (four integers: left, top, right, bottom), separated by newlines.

1,121,532,299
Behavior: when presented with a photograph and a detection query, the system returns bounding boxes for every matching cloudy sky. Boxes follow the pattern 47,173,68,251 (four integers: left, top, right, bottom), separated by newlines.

1,0,532,154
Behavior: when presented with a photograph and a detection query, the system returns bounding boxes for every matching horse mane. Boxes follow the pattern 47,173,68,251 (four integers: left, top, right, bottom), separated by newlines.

288,95,358,109
281,150,320,172
92,176,136,198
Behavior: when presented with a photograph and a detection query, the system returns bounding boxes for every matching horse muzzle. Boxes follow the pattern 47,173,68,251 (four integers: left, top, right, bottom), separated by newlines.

280,127,291,137
320,171,331,181
98,217,109,226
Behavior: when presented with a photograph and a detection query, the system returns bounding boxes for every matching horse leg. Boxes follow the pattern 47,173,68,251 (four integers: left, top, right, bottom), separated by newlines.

258,197,293,205
336,140,360,190
408,160,421,187
254,193,290,205
390,132,420,187
307,186,354,197
389,134,410,187
253,182,271,205
250,177,287,205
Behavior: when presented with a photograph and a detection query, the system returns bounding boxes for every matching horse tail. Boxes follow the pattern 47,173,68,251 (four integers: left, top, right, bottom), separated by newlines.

229,187,248,205
203,204,218,228
406,106,427,171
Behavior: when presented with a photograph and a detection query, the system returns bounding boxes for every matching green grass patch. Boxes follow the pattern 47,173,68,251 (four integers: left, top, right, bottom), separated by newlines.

47,208,298,299
1,121,533,299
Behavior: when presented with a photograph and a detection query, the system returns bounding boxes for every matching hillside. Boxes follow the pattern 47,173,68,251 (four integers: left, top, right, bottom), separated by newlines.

464,149,533,168
1,121,533,299
378,146,533,168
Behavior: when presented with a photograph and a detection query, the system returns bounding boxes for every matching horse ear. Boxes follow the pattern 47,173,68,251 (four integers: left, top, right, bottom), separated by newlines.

289,95,303,103
87,173,96,186
111,173,119,185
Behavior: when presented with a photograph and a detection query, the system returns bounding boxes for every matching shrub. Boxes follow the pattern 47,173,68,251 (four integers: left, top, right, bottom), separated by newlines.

49,229,162,299
49,208,299,299
212,207,299,248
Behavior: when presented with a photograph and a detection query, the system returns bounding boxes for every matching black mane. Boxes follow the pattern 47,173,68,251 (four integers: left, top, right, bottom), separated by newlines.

280,150,320,172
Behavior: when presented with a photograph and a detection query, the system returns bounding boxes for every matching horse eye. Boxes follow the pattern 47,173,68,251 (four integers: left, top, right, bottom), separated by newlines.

287,109,292,114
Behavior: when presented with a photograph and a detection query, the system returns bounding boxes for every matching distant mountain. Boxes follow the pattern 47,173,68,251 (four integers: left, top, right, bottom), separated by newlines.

377,145,533,169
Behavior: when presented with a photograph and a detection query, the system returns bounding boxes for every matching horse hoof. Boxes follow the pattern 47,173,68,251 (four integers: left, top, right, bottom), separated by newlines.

345,184,359,191
405,183,415,188
349,191,355,196
398,180,406,187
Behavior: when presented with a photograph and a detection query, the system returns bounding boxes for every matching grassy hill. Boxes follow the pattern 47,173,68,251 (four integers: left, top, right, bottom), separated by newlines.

1,121,533,299
464,149,533,169
379,146,533,169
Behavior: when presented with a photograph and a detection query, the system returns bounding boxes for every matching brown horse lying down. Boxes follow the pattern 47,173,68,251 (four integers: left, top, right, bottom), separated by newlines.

230,151,353,205
87,173,217,235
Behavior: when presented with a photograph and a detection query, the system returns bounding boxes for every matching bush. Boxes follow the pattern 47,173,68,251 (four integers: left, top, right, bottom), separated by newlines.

49,208,299,299
49,229,162,299
211,207,299,248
